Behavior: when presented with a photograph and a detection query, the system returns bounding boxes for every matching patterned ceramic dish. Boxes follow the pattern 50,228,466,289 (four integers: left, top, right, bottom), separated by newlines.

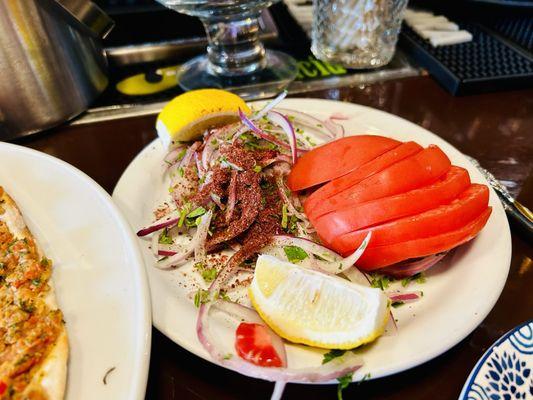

460,320,533,400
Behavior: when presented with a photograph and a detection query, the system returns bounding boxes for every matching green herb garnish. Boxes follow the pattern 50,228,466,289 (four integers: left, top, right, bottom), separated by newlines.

253,165,262,173
283,245,308,263
401,272,426,287
281,204,288,229
370,274,390,290
391,301,404,308
322,349,346,364
193,289,209,307
337,372,353,400
187,207,206,219
158,228,173,244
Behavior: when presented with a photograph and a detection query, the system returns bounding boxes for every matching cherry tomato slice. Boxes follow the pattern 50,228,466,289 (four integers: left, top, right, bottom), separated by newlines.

313,166,471,245
352,207,492,270
287,135,401,191
305,141,423,212
306,145,451,220
235,323,283,368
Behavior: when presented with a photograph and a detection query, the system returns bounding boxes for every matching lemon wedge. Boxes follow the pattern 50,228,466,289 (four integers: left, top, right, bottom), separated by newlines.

249,255,390,350
156,89,251,146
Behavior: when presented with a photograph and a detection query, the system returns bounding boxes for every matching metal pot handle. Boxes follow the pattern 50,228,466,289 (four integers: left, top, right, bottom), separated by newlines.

49,0,114,38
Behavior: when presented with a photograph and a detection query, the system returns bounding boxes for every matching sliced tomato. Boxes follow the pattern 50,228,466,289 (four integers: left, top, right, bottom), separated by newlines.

306,145,451,220
235,323,283,367
352,207,492,270
327,184,489,254
287,135,401,191
305,141,423,212
0,381,6,395
313,166,471,244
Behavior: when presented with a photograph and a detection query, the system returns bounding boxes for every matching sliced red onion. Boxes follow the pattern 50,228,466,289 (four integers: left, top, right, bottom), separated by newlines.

275,175,306,221
137,211,180,237
168,141,199,177
269,232,371,275
324,117,345,139
164,145,186,168
194,210,213,265
379,253,447,278
252,90,287,121
158,249,178,257
202,135,217,170
275,108,335,140
225,170,238,223
266,111,297,164
210,193,225,210
387,291,422,303
156,210,212,269
271,382,286,400
238,109,290,149
195,152,205,178
383,312,398,337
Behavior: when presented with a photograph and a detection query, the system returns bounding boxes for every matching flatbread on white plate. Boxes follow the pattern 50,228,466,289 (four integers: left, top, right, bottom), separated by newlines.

0,187,68,399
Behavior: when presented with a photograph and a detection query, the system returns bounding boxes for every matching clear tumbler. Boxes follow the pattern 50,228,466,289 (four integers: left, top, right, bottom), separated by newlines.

311,0,408,69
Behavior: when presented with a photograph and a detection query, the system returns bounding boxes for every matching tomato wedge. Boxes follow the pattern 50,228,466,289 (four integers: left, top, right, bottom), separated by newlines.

353,207,492,270
327,184,489,254
306,145,451,220
287,135,401,191
235,322,284,367
305,141,423,212
314,166,471,244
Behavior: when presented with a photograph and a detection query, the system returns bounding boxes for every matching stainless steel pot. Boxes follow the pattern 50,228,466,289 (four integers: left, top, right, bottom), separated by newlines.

0,0,113,140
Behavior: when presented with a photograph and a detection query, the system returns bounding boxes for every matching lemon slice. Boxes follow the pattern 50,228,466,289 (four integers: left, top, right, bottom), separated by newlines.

156,89,251,146
249,255,390,350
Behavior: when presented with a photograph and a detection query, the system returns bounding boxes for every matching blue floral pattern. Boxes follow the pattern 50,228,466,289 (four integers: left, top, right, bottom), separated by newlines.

461,321,533,400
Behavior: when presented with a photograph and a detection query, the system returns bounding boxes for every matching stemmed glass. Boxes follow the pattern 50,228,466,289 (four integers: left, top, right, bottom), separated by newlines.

156,0,297,98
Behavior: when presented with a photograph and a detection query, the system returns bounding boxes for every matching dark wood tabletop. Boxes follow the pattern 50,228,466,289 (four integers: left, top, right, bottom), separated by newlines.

14,76,533,399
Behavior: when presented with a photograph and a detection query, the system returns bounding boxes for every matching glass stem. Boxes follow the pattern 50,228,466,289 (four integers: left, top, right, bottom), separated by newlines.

202,14,266,77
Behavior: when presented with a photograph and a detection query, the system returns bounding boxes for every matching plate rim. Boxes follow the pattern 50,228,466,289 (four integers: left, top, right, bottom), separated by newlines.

113,97,512,383
0,142,152,400
459,319,533,399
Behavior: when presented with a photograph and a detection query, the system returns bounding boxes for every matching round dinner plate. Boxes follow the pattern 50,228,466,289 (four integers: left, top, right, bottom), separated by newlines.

113,98,511,383
0,143,151,399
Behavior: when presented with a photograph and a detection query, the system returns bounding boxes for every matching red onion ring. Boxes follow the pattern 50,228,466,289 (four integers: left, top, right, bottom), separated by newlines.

225,170,238,223
137,211,180,236
266,111,297,164
156,210,212,269
194,210,213,265
379,253,448,278
387,291,422,303
269,233,371,275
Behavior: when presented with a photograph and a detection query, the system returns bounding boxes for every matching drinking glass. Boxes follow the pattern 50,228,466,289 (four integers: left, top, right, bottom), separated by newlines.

156,0,297,98
312,0,408,68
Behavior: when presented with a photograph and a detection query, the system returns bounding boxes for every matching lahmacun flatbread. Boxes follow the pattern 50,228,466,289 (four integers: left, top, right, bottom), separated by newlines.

0,187,67,399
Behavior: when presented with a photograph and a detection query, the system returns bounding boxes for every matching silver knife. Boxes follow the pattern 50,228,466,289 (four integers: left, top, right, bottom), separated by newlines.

466,155,533,241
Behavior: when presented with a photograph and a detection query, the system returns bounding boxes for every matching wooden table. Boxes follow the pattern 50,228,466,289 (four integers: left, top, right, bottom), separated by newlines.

14,76,533,399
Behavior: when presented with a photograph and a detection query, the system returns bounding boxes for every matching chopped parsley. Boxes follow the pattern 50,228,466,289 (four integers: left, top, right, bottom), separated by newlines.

322,349,346,364
253,165,262,173
337,372,353,400
216,290,231,302
283,245,308,263
369,274,390,290
31,278,41,287
176,148,187,160
223,353,233,360
178,167,184,177
158,228,173,244
401,272,426,287
391,301,404,308
195,262,218,283
187,206,206,219
193,289,210,307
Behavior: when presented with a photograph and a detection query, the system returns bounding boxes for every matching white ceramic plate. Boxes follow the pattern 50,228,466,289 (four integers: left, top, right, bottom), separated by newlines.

0,143,151,399
113,98,511,382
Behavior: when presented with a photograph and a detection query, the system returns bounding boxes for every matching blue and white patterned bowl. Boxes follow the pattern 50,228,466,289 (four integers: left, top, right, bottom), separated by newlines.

460,320,533,400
